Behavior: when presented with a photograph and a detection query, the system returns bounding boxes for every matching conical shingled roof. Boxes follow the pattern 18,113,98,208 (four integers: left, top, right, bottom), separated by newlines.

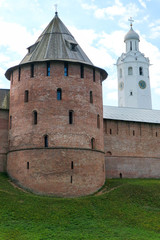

20,13,93,65
5,13,107,80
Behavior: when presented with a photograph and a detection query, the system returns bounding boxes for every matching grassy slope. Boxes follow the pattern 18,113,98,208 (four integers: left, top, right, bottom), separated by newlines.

0,174,159,240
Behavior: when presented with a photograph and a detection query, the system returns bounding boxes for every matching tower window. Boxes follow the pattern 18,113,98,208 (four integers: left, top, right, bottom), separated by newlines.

10,116,12,129
31,64,34,78
69,110,74,124
139,67,143,75
71,161,74,169
130,91,133,96
57,88,62,100
156,132,158,137
27,162,29,170
44,135,48,148
80,64,84,78
91,137,95,149
33,111,37,125
64,62,68,76
93,68,95,82
120,68,122,78
110,129,112,135
18,67,21,81
133,130,135,136
47,62,50,76
97,114,100,128
71,43,77,51
24,90,29,102
90,91,93,103
71,176,73,183
128,67,133,75
130,41,132,51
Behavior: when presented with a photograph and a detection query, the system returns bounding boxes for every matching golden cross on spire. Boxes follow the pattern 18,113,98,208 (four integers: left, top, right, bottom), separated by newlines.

128,17,134,27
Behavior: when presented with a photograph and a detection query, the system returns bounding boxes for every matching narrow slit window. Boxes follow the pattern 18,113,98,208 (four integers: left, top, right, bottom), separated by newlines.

27,162,29,170
139,67,143,75
91,137,95,149
130,41,132,51
24,90,29,102
97,114,100,128
80,64,84,78
10,116,12,129
120,68,122,78
18,67,21,81
130,91,133,96
44,135,48,148
69,110,74,124
156,132,158,137
31,64,34,78
90,91,93,103
71,161,74,169
71,176,72,183
93,68,95,82
57,88,62,100
133,130,135,136
110,129,112,135
64,62,68,76
47,62,50,76
33,111,37,125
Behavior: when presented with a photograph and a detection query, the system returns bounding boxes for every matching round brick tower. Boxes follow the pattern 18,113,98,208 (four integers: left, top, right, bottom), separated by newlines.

5,12,108,197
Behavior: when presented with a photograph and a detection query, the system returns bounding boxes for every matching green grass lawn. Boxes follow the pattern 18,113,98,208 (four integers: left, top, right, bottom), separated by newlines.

0,173,159,240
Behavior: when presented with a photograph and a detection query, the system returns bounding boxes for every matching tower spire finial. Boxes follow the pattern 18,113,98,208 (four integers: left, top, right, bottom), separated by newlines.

55,4,58,16
128,17,134,27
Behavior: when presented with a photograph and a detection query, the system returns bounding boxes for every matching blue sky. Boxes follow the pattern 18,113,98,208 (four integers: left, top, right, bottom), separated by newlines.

0,0,160,109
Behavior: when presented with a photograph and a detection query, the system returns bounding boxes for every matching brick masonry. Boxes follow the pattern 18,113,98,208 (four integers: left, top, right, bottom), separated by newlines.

0,110,8,172
7,61,105,196
104,119,160,178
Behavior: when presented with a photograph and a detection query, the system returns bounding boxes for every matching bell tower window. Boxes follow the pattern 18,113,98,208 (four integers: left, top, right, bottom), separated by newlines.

128,67,133,75
130,41,132,51
139,67,143,75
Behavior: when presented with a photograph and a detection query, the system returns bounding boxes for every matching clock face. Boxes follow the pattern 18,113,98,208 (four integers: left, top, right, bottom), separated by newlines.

139,80,146,89
119,81,124,90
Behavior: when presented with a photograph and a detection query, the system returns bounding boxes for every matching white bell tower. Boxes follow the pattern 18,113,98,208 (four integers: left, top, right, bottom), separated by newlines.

117,18,152,109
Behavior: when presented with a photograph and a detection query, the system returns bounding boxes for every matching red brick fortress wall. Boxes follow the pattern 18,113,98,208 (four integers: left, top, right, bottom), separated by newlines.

7,61,105,197
104,119,160,178
0,110,9,172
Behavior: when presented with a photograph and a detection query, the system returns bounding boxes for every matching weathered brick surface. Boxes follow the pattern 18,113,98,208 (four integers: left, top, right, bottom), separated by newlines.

0,110,9,172
8,61,105,196
104,119,160,178
7,149,105,197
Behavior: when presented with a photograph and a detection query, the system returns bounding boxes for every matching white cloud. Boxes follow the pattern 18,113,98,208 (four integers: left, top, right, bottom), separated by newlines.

107,91,118,101
138,0,146,8
0,0,5,7
0,19,40,56
140,37,160,89
81,3,96,10
94,0,126,19
155,88,160,95
68,26,115,68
